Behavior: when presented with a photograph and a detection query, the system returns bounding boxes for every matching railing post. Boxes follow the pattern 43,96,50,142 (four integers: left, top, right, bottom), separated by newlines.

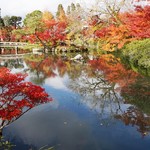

15,47,19,54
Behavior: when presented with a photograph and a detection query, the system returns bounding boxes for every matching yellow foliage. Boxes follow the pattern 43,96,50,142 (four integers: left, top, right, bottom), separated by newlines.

42,11,54,21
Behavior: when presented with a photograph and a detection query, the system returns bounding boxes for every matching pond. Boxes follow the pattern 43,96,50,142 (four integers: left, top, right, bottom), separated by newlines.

0,52,150,150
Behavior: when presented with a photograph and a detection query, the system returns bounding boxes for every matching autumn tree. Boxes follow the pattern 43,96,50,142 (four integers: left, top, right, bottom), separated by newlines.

0,26,14,41
0,67,52,132
122,5,150,38
36,20,67,47
66,3,88,48
42,11,54,21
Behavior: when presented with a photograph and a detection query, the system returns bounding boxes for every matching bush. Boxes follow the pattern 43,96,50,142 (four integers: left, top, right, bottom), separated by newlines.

122,38,150,68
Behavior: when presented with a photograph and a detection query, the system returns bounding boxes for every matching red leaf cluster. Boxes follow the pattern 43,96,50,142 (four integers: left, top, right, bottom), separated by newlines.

0,67,52,125
123,5,150,38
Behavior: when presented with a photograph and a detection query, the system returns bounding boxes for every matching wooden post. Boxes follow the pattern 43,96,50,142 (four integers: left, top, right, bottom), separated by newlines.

15,47,19,54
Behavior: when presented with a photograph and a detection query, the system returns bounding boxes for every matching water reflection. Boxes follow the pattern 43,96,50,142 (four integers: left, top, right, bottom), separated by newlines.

5,105,94,150
0,58,24,68
1,53,150,149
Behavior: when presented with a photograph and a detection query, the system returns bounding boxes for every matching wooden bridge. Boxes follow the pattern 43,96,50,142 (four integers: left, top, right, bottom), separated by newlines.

0,42,28,48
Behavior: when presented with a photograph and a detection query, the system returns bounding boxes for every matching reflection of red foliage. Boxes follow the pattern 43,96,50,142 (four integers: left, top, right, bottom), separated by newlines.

0,67,52,127
25,55,67,78
89,54,138,87
115,107,150,137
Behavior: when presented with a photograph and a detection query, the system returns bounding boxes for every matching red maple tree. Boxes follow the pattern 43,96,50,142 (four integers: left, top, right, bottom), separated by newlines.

0,67,52,130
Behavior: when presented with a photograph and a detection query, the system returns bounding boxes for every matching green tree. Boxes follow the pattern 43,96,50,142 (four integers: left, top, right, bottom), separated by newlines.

23,10,43,33
0,17,4,28
71,3,76,12
3,15,11,27
56,4,67,21
67,6,71,15
9,16,22,28
76,3,81,11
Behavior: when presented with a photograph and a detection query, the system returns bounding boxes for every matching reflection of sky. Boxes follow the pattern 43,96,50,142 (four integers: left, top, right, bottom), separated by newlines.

5,105,94,150
4,79,150,150
45,74,69,91
2,58,150,150
4,91,150,150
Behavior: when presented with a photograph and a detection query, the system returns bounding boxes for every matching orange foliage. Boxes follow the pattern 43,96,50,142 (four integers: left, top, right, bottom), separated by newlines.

122,5,150,38
94,5,150,51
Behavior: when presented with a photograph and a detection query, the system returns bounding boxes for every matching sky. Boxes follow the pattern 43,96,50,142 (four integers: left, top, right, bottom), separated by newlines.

0,0,94,18
1,0,149,18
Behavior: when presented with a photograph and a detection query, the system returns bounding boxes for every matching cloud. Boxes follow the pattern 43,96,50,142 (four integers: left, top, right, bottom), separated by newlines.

5,107,93,150
45,75,68,90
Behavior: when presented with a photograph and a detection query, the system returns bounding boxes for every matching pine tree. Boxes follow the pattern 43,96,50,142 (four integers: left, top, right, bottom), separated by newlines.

0,18,4,28
67,6,71,15
76,3,81,11
71,3,76,12
56,4,67,22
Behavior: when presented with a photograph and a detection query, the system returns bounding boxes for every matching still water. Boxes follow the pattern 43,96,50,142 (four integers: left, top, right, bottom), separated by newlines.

1,53,150,150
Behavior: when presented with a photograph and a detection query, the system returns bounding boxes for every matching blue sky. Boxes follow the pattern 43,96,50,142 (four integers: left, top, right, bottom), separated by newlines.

0,0,93,17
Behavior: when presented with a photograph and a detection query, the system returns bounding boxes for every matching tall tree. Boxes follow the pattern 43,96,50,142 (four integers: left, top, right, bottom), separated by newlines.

0,17,4,28
56,4,67,22
2,15,11,27
71,3,76,12
67,6,71,15
76,3,81,11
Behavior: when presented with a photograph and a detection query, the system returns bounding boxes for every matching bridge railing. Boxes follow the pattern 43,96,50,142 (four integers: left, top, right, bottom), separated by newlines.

0,42,28,47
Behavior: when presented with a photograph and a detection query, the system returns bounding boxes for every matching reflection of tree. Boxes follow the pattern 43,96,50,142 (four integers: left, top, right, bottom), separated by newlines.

68,68,123,117
68,54,126,115
117,75,150,136
121,76,150,113
93,54,150,136
0,58,24,69
25,54,69,85
25,53,150,136
89,54,138,87
115,106,150,137
0,137,14,149
68,54,150,136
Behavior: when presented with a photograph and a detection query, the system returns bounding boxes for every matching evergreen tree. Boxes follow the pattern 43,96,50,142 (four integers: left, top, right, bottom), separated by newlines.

56,4,67,21
67,6,71,15
71,3,76,12
76,3,81,10
9,16,22,28
3,15,11,27
0,17,4,28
